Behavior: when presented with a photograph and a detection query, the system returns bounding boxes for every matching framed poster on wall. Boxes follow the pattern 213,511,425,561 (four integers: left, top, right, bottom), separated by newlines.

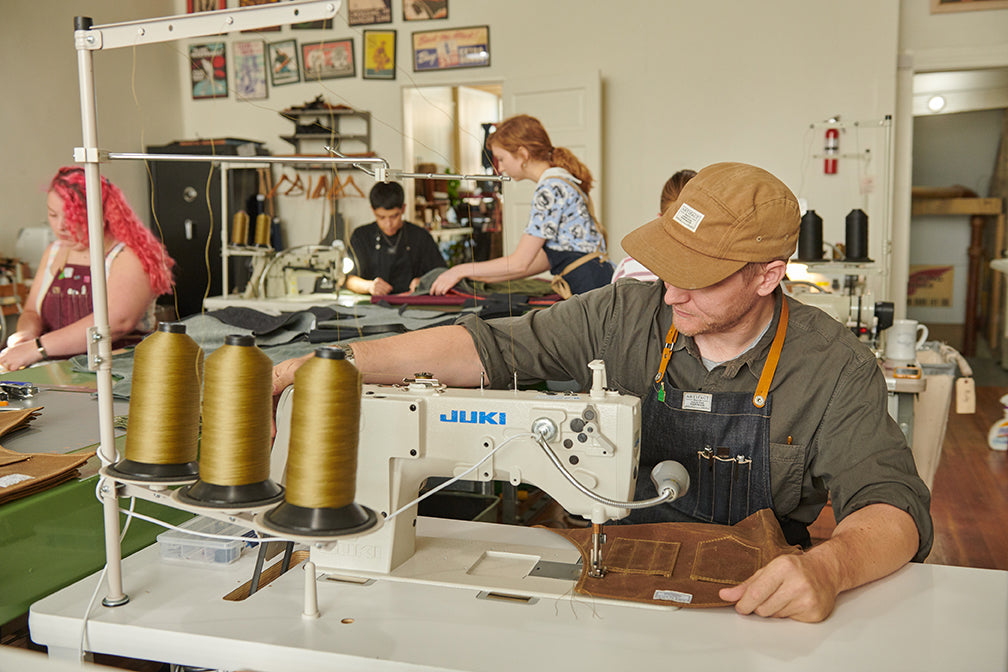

301,40,356,80
411,25,489,71
403,0,447,20
190,42,228,99
349,0,392,25
931,0,1008,11
268,39,300,86
233,40,268,100
363,30,396,79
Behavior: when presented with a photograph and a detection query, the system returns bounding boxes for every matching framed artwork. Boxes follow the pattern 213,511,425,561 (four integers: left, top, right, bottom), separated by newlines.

188,0,225,12
931,0,1008,11
189,42,228,99
403,0,447,20
268,39,300,86
363,29,396,80
292,18,334,29
232,39,268,100
301,39,356,80
412,25,489,72
348,0,392,26
239,0,281,32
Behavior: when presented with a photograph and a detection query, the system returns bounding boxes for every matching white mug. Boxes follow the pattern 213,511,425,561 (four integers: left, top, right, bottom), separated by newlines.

885,319,928,365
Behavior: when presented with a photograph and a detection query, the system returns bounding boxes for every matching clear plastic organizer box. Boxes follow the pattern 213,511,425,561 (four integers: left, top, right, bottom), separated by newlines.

157,516,257,566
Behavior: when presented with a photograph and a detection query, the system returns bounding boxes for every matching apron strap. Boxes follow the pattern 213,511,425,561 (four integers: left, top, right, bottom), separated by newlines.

752,298,788,408
653,297,790,409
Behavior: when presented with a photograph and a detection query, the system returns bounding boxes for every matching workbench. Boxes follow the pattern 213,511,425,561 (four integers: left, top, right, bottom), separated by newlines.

0,362,189,625
28,516,1008,672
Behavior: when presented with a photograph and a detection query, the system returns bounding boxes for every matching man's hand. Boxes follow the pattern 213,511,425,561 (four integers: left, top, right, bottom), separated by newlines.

371,277,393,296
718,552,839,622
719,503,919,623
272,353,313,397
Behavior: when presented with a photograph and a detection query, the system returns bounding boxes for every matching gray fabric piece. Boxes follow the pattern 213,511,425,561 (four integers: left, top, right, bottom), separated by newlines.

72,305,466,399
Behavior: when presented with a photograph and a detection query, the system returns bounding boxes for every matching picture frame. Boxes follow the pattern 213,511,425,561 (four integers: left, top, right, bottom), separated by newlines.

239,0,281,32
232,39,268,100
403,0,447,21
412,25,489,72
301,39,356,81
187,0,226,12
292,18,334,29
348,0,393,26
189,42,228,99
931,0,1008,11
268,39,301,86
362,29,396,80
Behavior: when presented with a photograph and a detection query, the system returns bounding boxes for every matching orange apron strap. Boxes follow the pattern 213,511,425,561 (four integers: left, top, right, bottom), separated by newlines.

752,299,789,408
655,323,678,383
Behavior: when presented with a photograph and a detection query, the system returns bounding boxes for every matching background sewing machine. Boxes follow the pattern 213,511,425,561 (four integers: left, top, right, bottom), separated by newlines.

240,241,352,300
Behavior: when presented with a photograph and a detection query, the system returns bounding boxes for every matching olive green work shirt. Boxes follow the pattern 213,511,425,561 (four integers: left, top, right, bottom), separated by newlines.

457,279,933,561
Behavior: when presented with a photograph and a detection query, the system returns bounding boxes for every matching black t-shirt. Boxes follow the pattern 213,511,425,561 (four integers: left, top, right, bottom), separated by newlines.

348,221,445,294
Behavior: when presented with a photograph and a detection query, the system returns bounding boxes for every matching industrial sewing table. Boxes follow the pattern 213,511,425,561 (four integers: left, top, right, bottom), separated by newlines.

28,515,1008,672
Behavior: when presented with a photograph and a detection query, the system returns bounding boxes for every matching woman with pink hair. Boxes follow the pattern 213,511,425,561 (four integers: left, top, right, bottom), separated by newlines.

0,167,174,371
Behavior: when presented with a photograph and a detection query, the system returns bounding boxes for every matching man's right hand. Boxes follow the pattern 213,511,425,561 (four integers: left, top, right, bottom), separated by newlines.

371,277,393,296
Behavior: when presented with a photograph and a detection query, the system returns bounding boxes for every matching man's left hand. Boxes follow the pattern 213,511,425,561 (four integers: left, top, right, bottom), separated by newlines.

718,552,839,623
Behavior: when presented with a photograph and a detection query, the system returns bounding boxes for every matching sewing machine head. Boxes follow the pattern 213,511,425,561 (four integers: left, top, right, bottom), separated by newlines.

246,242,351,299
270,364,642,575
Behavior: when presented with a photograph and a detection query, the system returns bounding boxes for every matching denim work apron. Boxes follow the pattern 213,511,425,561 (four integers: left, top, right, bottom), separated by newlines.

545,247,614,295
629,301,791,531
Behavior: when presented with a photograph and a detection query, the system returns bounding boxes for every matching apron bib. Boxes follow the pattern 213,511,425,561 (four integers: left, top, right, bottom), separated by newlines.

630,301,789,529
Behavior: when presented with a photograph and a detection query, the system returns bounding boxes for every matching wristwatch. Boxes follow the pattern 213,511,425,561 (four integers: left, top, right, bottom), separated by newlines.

34,337,47,360
341,344,355,362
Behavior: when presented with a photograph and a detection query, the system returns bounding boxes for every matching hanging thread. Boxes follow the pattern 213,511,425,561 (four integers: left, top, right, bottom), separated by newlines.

179,334,283,507
113,322,202,480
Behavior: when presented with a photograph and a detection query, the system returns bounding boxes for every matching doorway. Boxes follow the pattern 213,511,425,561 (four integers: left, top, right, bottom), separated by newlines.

909,67,1008,371
402,83,503,263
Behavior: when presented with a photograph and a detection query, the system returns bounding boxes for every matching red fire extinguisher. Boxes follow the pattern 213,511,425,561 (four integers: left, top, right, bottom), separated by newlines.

824,128,839,175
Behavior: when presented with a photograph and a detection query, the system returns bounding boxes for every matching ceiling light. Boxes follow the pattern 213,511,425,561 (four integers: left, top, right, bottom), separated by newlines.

927,95,946,112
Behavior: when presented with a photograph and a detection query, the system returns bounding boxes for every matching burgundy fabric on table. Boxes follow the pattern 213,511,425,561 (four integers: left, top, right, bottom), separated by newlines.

543,508,802,608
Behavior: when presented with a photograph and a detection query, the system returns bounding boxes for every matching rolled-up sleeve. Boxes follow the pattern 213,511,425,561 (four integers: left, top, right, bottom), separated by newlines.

815,356,934,561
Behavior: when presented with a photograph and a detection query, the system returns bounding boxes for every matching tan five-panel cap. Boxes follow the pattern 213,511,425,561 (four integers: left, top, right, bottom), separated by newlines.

622,162,800,290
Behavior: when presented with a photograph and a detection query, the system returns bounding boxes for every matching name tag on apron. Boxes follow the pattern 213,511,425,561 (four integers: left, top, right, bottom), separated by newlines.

682,392,712,412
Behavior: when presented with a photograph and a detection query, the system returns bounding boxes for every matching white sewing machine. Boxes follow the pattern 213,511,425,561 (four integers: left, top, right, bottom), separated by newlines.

244,242,351,299
268,361,685,597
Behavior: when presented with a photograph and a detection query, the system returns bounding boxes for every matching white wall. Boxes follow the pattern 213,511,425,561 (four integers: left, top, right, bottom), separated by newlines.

0,1,182,259
173,0,903,284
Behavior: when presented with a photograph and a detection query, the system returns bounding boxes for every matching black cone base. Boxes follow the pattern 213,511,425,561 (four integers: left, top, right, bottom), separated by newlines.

177,478,285,508
263,500,378,537
106,459,199,483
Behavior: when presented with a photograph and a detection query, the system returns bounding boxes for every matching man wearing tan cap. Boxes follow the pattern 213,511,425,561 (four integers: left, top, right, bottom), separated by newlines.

273,162,931,622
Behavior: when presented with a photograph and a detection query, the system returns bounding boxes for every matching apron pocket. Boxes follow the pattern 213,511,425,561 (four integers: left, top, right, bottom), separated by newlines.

693,452,753,525
690,536,761,584
605,538,681,577
769,441,806,514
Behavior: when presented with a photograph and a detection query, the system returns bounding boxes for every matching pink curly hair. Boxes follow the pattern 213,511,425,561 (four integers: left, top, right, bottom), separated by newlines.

49,167,174,295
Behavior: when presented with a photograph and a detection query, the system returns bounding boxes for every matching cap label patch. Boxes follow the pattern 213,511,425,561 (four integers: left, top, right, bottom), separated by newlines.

672,203,704,232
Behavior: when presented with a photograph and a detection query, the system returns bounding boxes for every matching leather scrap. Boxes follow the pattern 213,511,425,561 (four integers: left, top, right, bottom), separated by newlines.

543,508,802,608
0,408,96,506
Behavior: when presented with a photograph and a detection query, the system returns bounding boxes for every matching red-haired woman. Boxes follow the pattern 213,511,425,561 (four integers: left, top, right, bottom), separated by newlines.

0,167,174,371
429,114,613,297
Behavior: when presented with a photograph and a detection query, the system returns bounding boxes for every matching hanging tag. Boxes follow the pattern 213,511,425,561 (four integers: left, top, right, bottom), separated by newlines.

658,382,665,402
956,377,976,414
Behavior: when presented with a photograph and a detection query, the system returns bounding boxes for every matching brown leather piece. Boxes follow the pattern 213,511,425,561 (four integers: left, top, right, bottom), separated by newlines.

0,408,96,505
543,508,802,608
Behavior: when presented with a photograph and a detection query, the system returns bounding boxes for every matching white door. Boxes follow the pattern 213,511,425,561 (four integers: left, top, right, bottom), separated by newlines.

501,71,602,254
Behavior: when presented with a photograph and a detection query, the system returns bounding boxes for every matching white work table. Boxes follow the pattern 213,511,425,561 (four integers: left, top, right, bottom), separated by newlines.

29,517,1008,672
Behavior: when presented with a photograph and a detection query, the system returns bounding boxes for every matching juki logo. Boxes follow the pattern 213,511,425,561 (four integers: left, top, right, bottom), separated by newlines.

439,410,507,425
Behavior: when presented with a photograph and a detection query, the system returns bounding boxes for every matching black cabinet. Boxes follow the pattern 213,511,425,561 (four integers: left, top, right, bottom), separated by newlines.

146,139,267,318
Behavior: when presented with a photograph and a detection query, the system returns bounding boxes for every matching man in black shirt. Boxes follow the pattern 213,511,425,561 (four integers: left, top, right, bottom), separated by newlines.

345,182,445,295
